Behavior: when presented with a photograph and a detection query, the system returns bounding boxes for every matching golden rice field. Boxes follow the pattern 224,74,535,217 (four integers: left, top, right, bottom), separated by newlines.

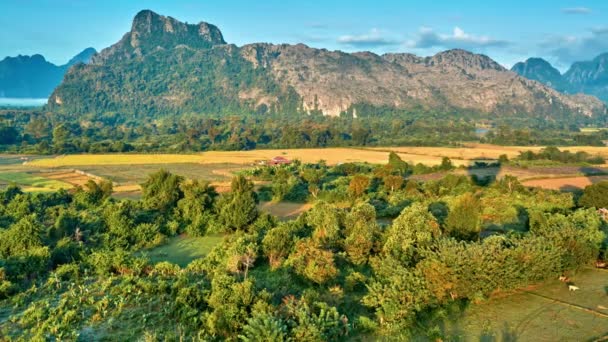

26,148,474,168
28,145,608,169
370,143,608,160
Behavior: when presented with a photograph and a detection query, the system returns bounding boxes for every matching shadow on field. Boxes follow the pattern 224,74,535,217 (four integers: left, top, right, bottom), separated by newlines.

479,323,518,342
467,161,502,187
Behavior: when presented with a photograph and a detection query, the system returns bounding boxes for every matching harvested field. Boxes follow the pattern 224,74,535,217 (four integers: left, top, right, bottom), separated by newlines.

522,175,608,191
369,143,608,161
28,149,470,167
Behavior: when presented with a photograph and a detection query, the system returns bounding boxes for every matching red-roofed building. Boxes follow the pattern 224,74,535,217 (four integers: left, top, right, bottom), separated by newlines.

269,156,291,165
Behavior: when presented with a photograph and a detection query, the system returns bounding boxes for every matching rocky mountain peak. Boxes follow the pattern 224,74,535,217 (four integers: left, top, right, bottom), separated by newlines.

428,49,505,71
65,47,97,67
92,10,225,64
511,57,566,90
130,10,225,46
565,53,608,86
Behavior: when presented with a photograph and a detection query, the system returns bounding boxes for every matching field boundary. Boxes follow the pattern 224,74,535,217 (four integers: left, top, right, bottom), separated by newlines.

526,291,608,319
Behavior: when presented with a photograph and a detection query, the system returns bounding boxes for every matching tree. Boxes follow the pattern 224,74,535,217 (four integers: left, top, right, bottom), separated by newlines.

306,202,342,248
141,170,184,213
383,203,441,265
388,152,409,175
445,193,482,241
530,209,605,270
217,176,258,231
383,175,404,193
262,222,297,269
287,238,337,284
52,124,70,152
348,175,370,198
343,203,379,265
239,313,288,342
579,181,608,208
495,175,524,195
0,124,18,145
0,216,43,258
177,180,218,235
363,258,432,330
439,157,454,171
83,179,113,204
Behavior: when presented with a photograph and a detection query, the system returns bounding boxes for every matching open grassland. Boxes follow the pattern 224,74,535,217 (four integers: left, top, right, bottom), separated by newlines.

0,172,72,192
142,235,224,267
440,268,608,341
258,201,312,220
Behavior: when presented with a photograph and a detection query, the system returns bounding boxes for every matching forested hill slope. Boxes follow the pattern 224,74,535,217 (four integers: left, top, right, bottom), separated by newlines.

49,10,607,122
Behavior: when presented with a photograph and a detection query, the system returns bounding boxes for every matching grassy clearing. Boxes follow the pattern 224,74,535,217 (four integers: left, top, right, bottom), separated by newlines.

258,201,312,220
0,172,72,191
438,268,608,341
142,235,224,267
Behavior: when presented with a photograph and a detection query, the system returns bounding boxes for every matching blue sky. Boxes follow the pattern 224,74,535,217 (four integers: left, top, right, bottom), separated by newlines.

1,0,606,71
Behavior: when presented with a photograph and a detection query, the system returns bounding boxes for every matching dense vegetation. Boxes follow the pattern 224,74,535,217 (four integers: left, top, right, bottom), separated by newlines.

0,156,605,340
1,107,607,154
511,146,606,165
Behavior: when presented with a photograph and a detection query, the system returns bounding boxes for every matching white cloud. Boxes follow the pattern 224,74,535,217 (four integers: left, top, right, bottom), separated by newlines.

561,7,592,15
406,26,509,50
337,28,399,48
542,29,608,67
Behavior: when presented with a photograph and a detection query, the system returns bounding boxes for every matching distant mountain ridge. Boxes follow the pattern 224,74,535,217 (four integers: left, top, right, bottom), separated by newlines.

512,54,608,103
0,48,96,98
48,10,606,121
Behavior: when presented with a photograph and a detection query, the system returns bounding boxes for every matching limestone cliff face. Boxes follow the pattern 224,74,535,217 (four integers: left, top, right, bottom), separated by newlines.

241,44,606,117
50,10,607,120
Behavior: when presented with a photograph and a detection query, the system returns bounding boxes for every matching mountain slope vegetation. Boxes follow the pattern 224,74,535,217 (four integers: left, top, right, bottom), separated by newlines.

49,10,607,123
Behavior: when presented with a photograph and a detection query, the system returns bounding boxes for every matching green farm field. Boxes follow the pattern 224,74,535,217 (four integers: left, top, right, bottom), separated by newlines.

436,268,608,341
0,172,72,192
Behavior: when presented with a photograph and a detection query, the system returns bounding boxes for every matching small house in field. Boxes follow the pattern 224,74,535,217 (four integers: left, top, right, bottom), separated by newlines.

269,156,291,166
